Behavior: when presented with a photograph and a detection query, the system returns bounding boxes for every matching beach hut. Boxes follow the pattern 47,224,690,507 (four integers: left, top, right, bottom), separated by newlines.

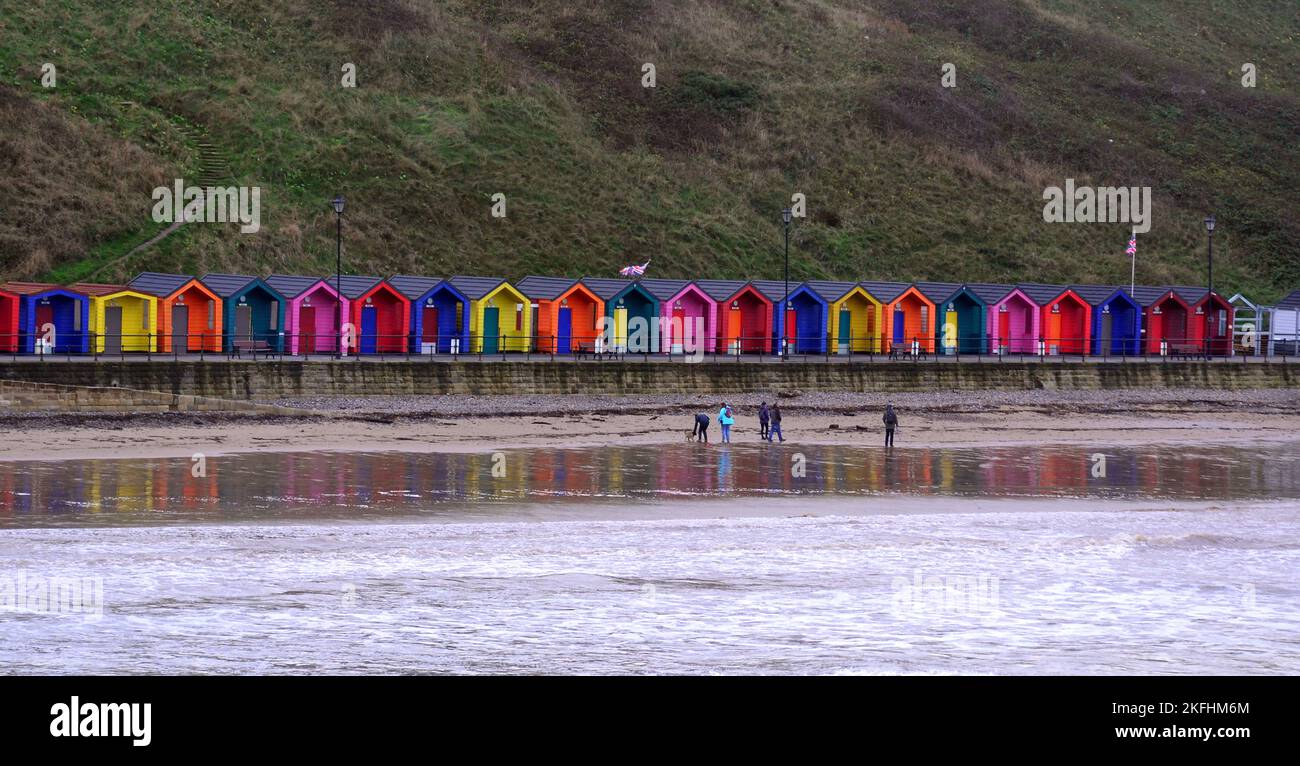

70,283,159,353
1020,284,1091,355
748,280,801,354
388,275,471,354
879,284,936,354
760,283,828,354
1132,287,1192,354
1074,285,1141,355
648,280,716,355
806,281,884,354
0,285,18,353
917,282,987,354
448,276,533,354
1182,288,1234,356
128,272,223,353
1270,290,1300,355
971,284,1036,354
265,275,350,355
201,273,287,353
1228,293,1263,355
516,276,604,354
584,278,662,353
336,276,411,354
1,282,90,353
695,280,774,354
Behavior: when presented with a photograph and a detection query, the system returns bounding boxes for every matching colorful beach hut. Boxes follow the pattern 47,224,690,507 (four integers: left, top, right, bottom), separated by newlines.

1074,285,1141,355
695,280,774,354
201,274,286,353
128,272,223,353
1019,284,1091,355
516,276,604,354
1,282,90,353
879,284,936,354
266,275,350,355
388,275,470,354
584,278,662,353
336,276,411,354
1178,287,1234,356
759,283,828,354
448,276,532,354
646,280,715,355
971,284,1037,354
806,281,884,354
917,282,987,354
1132,287,1192,353
748,280,800,354
70,283,158,353
0,285,18,353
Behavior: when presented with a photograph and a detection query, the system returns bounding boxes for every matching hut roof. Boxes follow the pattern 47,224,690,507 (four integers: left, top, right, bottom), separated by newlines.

335,275,384,299
967,283,1017,304
201,274,263,298
693,279,749,301
515,275,579,301
637,278,690,301
68,283,130,296
1017,283,1074,305
803,280,861,303
266,274,332,298
128,272,193,297
580,277,635,300
1277,289,1300,308
0,281,64,295
387,275,444,301
859,281,912,303
448,276,509,300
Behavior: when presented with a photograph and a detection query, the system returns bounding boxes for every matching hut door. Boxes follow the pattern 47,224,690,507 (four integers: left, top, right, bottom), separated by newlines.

300,306,316,352
943,309,958,355
171,304,189,352
998,311,1010,353
1100,312,1113,353
35,303,53,349
482,306,500,354
421,306,438,345
360,305,378,354
671,304,686,353
838,307,851,354
104,306,123,354
556,306,573,354
236,303,253,341
613,307,627,351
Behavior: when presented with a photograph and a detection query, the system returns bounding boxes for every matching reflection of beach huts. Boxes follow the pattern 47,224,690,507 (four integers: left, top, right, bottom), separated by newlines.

971,284,1034,354
806,281,884,354
917,282,988,354
72,283,159,353
388,275,471,354
516,276,604,354
201,273,287,353
583,278,661,353
696,280,774,354
448,276,532,354
266,275,350,355
337,276,410,354
1020,284,1092,355
128,272,223,353
1,282,90,353
880,283,935,353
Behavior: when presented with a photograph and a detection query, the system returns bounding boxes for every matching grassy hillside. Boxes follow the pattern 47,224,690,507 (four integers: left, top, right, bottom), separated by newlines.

1,0,1297,300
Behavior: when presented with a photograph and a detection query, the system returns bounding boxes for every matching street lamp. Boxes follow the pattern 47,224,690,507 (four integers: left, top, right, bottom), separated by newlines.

782,207,792,359
332,195,345,357
1204,213,1215,355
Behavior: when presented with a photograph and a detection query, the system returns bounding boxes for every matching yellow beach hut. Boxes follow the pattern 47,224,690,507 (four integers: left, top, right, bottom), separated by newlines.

807,281,885,354
71,283,159,353
448,276,534,353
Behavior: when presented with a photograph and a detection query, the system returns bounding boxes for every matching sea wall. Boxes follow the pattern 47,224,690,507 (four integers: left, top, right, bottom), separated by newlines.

0,360,1296,401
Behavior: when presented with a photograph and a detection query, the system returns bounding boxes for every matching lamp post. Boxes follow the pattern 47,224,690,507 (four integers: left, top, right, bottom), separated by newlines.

782,207,792,359
332,195,345,357
1204,213,1215,355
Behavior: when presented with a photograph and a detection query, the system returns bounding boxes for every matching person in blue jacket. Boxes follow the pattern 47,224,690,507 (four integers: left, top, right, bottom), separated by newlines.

718,402,735,443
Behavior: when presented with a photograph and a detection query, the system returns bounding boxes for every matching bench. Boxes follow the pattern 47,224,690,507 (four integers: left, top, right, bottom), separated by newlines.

575,341,622,360
889,347,928,361
232,339,272,358
1169,343,1207,361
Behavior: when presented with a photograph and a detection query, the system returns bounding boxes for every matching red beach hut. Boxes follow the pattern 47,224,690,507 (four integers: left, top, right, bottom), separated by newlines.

338,276,411,354
695,280,774,354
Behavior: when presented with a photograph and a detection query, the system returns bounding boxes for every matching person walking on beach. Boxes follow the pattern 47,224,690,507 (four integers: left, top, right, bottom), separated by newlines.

758,401,770,440
718,403,735,443
767,403,784,442
883,403,898,448
693,412,710,442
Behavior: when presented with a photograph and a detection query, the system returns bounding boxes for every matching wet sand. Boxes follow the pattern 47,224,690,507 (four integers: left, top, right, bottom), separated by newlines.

2,388,1297,460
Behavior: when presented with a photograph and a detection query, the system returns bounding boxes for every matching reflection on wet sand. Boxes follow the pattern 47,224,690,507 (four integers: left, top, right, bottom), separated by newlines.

1,443,1297,525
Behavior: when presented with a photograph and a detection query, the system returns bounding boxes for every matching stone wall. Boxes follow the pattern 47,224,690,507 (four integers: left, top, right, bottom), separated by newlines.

0,359,1295,400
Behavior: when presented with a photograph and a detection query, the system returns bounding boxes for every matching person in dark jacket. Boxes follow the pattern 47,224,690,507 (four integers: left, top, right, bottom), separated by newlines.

758,402,770,440
767,403,784,442
883,403,898,447
693,412,710,442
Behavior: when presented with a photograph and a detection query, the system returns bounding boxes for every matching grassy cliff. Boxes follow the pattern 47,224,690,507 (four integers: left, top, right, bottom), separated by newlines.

1,0,1296,299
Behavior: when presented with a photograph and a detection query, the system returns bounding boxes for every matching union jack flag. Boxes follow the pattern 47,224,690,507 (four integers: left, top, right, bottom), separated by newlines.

619,259,650,277
1125,234,1137,256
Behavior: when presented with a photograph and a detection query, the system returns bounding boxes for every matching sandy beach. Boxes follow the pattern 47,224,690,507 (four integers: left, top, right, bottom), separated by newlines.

1,387,1296,461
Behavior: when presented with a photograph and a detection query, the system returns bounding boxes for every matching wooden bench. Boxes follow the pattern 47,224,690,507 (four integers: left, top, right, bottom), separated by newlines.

889,347,928,361
232,339,272,358
575,341,623,360
1169,343,1207,360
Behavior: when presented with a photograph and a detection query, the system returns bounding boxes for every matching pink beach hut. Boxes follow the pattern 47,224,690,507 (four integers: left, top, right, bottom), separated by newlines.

656,281,718,354
266,274,351,355
983,286,1041,354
